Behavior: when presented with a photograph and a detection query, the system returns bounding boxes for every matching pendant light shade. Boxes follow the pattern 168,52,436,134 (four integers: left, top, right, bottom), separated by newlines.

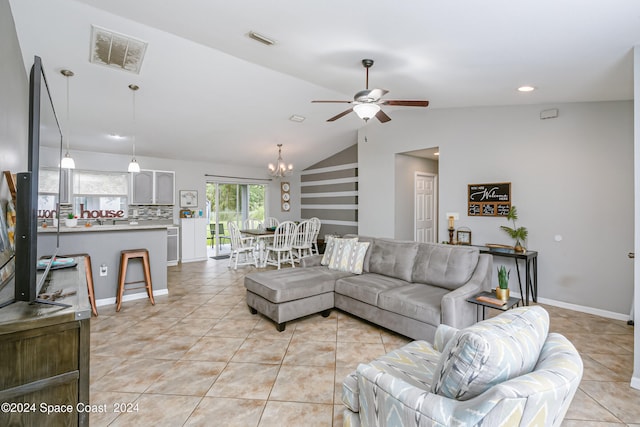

60,69,75,168
267,144,293,178
128,84,141,172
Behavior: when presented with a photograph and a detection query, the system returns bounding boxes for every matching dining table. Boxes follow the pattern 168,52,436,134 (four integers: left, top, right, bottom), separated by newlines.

240,228,275,267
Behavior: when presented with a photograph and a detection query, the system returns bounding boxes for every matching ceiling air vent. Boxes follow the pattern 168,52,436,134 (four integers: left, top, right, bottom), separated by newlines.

90,25,148,74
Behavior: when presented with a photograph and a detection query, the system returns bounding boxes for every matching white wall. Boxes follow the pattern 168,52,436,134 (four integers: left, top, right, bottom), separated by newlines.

632,45,639,391
360,101,634,317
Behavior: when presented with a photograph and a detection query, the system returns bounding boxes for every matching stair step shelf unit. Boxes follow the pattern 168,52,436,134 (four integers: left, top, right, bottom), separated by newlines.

130,170,175,205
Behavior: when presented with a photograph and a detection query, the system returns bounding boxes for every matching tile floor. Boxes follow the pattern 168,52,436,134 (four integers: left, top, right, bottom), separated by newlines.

89,259,639,426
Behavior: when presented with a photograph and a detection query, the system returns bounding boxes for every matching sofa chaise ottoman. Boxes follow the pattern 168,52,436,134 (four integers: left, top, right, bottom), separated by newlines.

244,236,492,341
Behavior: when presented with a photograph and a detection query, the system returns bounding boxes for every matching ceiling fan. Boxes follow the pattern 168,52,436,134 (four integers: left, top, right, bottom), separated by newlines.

312,59,429,123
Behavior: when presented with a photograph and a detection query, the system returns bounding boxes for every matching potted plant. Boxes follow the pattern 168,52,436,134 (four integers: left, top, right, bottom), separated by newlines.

496,265,510,301
500,205,528,252
65,213,78,227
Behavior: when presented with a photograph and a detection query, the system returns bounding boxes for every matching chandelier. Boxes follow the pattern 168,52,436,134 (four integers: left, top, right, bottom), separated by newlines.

268,144,293,178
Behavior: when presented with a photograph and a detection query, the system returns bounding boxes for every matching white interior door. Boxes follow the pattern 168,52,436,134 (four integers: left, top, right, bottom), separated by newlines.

415,173,437,243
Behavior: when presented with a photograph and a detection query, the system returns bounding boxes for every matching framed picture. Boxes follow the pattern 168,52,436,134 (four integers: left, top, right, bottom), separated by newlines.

457,229,472,245
179,190,198,207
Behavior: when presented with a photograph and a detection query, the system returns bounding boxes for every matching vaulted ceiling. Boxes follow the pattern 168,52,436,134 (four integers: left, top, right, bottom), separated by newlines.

9,0,640,171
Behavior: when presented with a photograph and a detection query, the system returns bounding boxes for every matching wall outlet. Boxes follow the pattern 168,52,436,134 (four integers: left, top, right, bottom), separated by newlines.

100,264,108,276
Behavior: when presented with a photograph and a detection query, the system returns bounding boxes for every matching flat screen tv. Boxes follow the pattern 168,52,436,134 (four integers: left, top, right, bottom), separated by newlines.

10,55,64,306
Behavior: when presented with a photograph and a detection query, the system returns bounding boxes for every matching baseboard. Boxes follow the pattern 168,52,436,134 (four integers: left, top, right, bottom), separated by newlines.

96,289,169,307
507,291,631,322
631,376,640,391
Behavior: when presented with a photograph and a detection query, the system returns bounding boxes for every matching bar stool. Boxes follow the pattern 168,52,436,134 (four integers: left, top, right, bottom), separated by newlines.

116,249,155,312
61,253,98,317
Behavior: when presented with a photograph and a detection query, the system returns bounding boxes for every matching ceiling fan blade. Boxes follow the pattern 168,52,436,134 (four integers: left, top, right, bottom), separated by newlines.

311,100,352,104
375,110,392,123
327,108,353,122
382,100,429,107
368,88,389,101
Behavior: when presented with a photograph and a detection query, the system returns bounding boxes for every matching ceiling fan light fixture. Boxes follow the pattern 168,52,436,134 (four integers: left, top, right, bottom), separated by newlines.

353,103,380,121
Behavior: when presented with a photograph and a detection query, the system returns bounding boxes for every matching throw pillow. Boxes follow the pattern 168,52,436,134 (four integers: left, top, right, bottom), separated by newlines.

328,238,358,270
321,236,357,266
345,241,370,274
430,305,549,401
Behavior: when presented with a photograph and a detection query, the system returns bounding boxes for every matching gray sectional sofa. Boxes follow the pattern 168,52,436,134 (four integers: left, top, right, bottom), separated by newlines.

244,236,493,341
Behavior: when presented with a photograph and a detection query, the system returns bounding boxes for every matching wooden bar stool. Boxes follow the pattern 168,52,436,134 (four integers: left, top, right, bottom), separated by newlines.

116,249,155,312
61,253,98,317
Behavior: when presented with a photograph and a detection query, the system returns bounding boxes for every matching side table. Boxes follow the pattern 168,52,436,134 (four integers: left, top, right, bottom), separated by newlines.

467,290,521,321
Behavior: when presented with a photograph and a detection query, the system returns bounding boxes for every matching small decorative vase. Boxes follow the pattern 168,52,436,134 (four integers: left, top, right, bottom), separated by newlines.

65,218,78,227
496,287,510,301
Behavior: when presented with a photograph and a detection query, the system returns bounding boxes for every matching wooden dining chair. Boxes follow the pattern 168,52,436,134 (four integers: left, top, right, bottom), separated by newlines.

227,222,256,269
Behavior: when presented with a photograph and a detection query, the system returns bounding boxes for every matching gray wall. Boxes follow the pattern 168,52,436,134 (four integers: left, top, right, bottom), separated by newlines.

302,144,358,237
359,101,634,319
394,154,439,241
632,45,639,391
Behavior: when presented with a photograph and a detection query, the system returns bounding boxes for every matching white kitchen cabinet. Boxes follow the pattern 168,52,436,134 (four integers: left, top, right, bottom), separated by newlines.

131,169,175,205
180,218,207,263
167,226,179,266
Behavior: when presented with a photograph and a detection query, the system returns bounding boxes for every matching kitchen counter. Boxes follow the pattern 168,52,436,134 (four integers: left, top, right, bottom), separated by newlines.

38,221,174,233
38,226,169,304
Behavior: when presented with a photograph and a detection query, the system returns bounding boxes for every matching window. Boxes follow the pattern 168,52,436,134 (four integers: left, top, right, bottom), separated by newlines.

72,170,129,218
38,168,61,214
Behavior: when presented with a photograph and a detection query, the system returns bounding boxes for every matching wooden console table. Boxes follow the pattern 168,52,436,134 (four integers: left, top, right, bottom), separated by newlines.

0,256,91,426
475,246,538,306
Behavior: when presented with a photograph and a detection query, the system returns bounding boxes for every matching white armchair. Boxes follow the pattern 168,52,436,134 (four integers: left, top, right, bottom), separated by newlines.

343,306,583,427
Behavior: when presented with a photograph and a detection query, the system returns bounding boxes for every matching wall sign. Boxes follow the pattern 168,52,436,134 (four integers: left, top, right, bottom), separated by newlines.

468,182,511,217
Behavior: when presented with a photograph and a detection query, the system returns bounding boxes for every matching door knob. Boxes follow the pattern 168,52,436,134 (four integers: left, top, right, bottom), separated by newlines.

628,252,635,259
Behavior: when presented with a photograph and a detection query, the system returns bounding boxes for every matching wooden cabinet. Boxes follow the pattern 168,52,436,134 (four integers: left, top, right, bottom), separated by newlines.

0,258,91,426
180,218,207,263
130,170,174,205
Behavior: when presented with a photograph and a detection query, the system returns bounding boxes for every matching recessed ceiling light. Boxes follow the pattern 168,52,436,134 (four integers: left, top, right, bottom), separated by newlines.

517,85,536,92
289,114,305,123
108,133,127,140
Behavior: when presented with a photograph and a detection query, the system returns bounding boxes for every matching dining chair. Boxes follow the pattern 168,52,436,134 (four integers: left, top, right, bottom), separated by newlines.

265,220,296,269
227,221,256,269
264,217,280,228
217,223,231,251
243,218,263,230
292,220,316,262
309,217,322,254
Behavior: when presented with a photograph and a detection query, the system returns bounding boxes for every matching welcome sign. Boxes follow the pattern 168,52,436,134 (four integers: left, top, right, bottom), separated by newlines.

468,182,511,217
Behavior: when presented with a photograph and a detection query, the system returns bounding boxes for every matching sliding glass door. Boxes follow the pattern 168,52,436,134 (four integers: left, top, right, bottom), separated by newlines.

206,182,266,255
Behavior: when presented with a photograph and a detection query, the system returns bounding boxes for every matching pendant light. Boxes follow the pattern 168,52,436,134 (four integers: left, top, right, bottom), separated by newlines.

267,144,293,177
60,69,75,168
127,84,141,173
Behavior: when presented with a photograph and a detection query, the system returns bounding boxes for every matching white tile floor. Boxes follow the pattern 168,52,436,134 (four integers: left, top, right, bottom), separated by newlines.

88,259,640,426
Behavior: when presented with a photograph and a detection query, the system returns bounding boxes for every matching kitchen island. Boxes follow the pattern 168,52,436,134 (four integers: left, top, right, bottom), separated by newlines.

38,222,170,306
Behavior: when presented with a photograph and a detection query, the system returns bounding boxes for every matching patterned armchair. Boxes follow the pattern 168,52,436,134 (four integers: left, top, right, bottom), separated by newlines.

342,306,583,427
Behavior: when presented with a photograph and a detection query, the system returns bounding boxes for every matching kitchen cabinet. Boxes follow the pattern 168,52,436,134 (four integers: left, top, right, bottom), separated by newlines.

130,170,174,205
167,226,179,266
181,218,207,263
